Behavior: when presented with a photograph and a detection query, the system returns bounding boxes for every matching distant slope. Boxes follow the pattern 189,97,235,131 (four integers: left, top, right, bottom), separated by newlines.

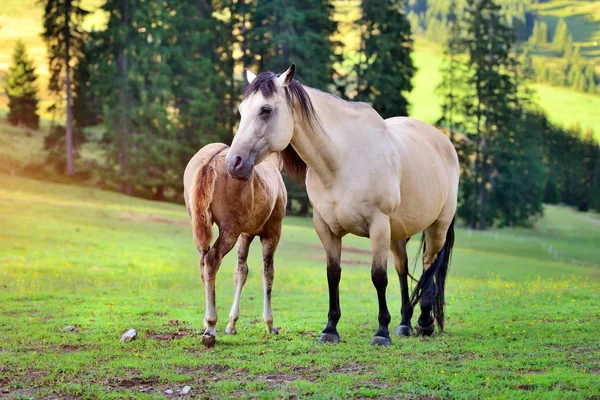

0,0,105,116
409,39,600,138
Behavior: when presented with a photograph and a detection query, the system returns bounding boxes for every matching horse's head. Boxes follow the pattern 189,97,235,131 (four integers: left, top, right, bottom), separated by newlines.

226,65,297,180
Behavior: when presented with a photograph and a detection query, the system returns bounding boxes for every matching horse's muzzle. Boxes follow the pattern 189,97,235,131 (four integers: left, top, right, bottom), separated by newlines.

225,152,255,181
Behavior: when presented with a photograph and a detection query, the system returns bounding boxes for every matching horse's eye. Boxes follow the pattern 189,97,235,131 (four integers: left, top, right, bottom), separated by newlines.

260,106,272,116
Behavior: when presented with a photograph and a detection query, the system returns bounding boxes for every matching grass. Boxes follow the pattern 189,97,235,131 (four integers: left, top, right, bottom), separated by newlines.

0,169,599,399
408,38,600,138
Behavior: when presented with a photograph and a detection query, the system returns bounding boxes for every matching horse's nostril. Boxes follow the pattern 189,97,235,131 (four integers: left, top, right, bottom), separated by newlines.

233,156,243,170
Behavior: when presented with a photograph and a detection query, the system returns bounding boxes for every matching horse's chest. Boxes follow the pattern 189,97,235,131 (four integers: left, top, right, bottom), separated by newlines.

309,189,370,238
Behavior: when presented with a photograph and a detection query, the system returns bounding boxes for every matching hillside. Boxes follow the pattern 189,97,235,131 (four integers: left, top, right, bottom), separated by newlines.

409,39,600,138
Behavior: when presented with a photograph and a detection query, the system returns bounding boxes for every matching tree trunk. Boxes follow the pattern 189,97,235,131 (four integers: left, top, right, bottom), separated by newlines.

118,0,130,194
299,197,310,216
153,185,165,201
65,0,74,176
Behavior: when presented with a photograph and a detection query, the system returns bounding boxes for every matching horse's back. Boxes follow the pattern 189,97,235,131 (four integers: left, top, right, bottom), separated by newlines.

385,117,459,238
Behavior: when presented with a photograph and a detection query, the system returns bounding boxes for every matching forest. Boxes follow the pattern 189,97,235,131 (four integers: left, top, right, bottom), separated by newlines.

3,0,600,229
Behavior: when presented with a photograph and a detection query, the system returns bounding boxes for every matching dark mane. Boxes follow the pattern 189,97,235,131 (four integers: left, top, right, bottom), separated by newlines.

244,72,315,183
244,72,320,132
280,145,307,184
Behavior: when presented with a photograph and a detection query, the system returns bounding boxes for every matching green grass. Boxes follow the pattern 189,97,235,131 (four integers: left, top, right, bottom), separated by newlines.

1,172,599,399
409,39,600,138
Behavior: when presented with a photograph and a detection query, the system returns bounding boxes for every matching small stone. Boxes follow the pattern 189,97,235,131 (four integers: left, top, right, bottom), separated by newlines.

181,386,191,395
165,389,174,394
63,325,76,332
120,328,137,343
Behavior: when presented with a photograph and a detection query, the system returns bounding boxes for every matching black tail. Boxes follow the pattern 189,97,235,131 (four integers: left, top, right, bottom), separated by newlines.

410,218,455,331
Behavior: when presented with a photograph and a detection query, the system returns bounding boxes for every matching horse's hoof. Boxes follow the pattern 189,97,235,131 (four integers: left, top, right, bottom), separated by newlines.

319,332,340,344
202,334,216,347
396,325,414,336
370,336,392,347
416,320,435,337
224,326,237,335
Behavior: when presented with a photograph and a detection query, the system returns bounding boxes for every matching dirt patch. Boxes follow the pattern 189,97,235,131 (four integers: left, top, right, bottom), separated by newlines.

517,384,535,391
338,362,373,375
147,329,195,341
59,344,86,352
517,370,546,375
120,212,188,226
109,376,160,389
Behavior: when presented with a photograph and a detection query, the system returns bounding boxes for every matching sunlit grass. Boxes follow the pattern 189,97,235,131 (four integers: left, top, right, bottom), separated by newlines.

0,173,598,398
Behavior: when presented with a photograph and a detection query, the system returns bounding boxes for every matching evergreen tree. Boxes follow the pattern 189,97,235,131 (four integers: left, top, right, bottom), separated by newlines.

90,0,228,198
355,0,416,118
456,0,545,229
5,40,39,130
436,0,463,143
245,0,338,91
41,0,89,176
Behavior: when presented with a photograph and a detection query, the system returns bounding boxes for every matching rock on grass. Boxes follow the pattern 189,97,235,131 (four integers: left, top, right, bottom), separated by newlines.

120,328,137,343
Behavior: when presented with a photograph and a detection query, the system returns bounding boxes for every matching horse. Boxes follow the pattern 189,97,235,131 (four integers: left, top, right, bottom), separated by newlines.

225,65,459,347
183,143,287,347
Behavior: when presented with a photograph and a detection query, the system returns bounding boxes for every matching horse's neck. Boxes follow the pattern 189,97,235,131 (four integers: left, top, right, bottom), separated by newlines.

290,87,384,185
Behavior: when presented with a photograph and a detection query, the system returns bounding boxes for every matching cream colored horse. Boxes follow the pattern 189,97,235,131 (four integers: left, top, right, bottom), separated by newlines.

226,65,459,346
184,143,286,347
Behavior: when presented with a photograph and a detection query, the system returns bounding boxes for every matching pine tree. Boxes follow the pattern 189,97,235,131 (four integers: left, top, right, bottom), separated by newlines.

41,0,89,176
5,40,39,130
455,0,545,229
436,0,463,143
245,0,338,91
90,0,228,198
355,0,416,118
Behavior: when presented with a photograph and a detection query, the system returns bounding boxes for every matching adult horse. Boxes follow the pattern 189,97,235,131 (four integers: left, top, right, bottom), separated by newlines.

226,65,459,346
184,143,286,347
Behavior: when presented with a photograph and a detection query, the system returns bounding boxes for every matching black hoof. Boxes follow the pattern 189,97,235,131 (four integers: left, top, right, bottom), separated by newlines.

396,325,414,336
416,320,435,337
370,336,392,347
202,334,216,347
319,332,340,344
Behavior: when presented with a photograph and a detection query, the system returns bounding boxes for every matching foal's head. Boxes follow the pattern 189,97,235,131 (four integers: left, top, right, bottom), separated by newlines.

226,64,313,181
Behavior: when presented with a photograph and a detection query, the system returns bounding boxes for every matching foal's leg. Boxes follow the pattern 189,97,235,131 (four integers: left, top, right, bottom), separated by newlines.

369,213,392,347
201,231,239,346
416,225,446,336
314,211,342,344
260,232,281,335
225,234,255,335
391,239,414,336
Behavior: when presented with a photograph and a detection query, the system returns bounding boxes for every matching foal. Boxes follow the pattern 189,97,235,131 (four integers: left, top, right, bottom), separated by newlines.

183,143,287,346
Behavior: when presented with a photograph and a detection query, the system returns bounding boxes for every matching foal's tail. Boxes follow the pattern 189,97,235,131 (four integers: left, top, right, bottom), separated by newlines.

190,159,219,252
410,217,455,331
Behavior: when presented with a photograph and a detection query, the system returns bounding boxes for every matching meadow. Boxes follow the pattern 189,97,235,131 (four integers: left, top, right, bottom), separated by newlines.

1,168,599,399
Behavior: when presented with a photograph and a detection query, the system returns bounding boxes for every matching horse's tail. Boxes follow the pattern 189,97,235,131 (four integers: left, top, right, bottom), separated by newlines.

190,158,219,252
410,217,455,331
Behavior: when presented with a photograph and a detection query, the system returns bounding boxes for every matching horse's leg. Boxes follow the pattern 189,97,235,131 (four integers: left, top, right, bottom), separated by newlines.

391,239,414,336
416,225,447,336
314,210,342,344
225,234,255,335
260,230,281,335
201,231,239,346
369,213,392,346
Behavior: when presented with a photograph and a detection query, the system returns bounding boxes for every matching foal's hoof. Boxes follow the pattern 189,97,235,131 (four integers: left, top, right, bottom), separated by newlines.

319,333,340,344
370,336,392,347
202,334,216,348
396,325,414,336
416,320,435,337
224,326,237,335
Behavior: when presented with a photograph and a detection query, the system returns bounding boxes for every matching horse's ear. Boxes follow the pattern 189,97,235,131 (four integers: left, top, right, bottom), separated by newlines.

276,64,295,87
246,69,257,84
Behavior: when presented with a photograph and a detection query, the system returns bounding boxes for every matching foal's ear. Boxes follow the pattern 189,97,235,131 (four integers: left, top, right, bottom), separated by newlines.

246,69,257,84
276,64,296,87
